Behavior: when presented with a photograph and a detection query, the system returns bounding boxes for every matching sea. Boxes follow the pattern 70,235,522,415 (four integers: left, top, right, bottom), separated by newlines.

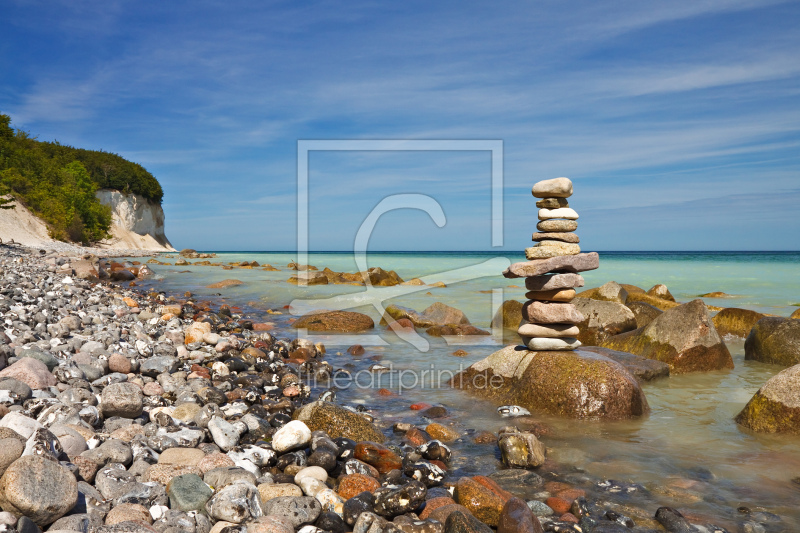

132,251,800,529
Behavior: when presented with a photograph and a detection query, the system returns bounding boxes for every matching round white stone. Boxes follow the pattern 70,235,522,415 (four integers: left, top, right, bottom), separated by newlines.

271,420,311,453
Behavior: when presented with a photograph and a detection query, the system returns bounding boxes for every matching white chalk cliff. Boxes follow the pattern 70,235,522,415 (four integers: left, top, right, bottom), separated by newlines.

95,189,175,251
0,190,175,252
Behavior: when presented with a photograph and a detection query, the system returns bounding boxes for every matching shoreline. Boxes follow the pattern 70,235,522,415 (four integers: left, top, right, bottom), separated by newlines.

0,245,793,532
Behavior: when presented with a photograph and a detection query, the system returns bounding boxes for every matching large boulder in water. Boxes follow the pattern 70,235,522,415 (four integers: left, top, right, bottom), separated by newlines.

600,299,733,374
735,363,800,433
626,301,663,328
580,346,670,382
572,298,637,345
713,308,766,338
449,345,649,420
381,302,470,328
624,292,679,311
744,317,800,367
490,300,523,330
292,311,374,333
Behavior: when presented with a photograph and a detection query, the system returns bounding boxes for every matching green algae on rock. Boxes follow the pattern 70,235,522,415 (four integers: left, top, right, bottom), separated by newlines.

600,299,733,374
735,363,800,433
713,307,766,338
744,317,800,367
449,345,649,420
294,401,386,443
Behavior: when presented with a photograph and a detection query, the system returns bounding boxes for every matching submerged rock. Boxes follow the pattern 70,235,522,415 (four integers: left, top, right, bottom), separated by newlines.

292,310,374,333
735,363,800,433
744,317,800,367
450,345,649,420
601,299,733,374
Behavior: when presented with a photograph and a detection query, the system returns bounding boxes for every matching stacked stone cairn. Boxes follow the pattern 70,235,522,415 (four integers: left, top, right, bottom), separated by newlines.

504,176,600,351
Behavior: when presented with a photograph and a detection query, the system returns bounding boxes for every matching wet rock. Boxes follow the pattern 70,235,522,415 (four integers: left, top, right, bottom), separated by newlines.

454,477,504,526
735,363,800,433
601,299,733,373
572,298,637,345
497,429,546,469
354,441,403,474
101,382,144,418
498,497,543,533
382,302,472,329
654,507,694,532
394,515,444,533
374,480,427,517
343,491,375,526
444,510,492,533
294,401,386,443
744,317,800,367
426,324,490,337
451,345,649,420
261,495,321,528
292,311,374,333
490,300,523,331
712,308,766,338
0,455,78,526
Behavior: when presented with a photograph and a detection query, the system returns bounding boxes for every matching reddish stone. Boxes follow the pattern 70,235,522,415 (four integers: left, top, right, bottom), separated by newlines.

473,475,513,502
347,344,366,355
430,459,448,471
455,477,505,527
544,481,572,494
545,497,571,515
403,428,432,447
354,442,402,474
498,497,543,533
410,403,432,411
419,497,457,520
254,341,271,350
377,388,393,396
289,348,313,361
283,385,301,397
337,473,381,500
560,513,579,524
555,488,586,503
425,423,459,442
253,323,274,331
387,318,415,332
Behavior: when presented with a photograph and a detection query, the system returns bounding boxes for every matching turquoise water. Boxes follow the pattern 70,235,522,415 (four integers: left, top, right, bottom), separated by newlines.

134,251,800,529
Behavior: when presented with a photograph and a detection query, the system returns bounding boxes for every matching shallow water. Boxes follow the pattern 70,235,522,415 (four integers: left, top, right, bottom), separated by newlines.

134,250,800,529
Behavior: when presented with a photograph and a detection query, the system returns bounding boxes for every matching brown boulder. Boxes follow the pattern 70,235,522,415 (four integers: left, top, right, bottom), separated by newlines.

293,401,386,443
735,363,800,433
292,311,374,333
381,302,470,328
624,291,680,311
490,300,523,330
626,301,663,328
571,298,637,345
647,284,675,302
287,272,328,285
713,308,766,338
450,345,649,420
744,317,800,367
594,281,628,304
600,299,733,373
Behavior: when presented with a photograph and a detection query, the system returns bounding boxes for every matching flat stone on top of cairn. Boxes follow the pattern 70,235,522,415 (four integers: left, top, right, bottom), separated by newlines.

509,176,598,351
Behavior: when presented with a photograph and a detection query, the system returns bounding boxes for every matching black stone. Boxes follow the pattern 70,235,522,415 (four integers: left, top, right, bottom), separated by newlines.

316,511,348,533
343,491,375,526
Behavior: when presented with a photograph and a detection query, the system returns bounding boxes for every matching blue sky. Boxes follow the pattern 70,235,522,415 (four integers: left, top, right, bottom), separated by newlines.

2,0,799,251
